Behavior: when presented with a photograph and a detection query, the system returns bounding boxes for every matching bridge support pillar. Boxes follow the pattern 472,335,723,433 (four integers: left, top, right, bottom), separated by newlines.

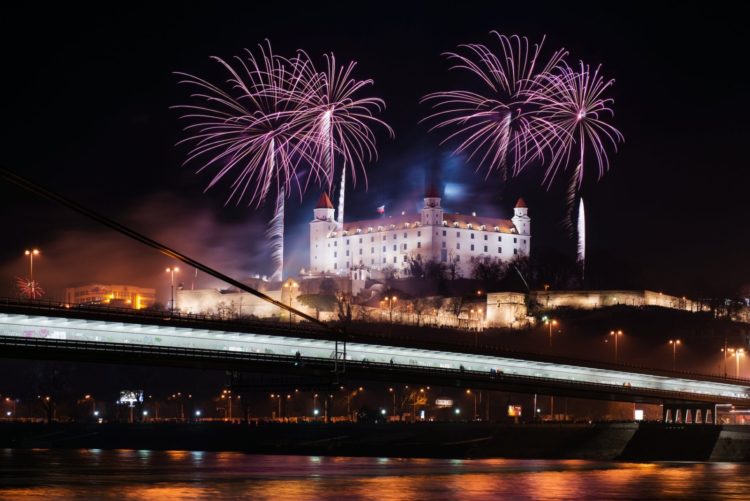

663,403,718,425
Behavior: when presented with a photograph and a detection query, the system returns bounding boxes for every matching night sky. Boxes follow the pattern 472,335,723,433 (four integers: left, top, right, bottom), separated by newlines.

0,2,748,301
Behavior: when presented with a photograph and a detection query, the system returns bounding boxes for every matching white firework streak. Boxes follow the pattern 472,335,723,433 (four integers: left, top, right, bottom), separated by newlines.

577,198,586,280
266,188,285,282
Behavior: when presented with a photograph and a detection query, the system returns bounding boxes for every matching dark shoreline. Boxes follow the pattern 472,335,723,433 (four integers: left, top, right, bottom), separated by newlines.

2,422,750,462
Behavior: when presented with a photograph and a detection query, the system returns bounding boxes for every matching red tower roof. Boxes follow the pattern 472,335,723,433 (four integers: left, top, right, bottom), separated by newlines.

316,193,334,209
425,185,441,198
515,197,528,209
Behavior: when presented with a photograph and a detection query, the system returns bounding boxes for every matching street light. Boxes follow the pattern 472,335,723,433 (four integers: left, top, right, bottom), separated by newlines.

669,339,681,371
283,279,299,327
545,318,558,348
383,296,398,323
609,330,624,363
723,348,746,378
166,267,180,313
24,249,40,281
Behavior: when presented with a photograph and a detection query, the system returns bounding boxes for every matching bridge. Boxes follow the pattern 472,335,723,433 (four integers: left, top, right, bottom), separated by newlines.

2,299,749,423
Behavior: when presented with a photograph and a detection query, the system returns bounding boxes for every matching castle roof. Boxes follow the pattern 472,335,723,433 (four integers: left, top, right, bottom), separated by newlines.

335,213,516,235
425,185,441,198
515,197,528,209
315,192,334,209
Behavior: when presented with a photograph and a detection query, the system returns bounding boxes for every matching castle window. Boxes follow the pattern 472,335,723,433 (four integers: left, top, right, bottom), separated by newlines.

484,246,488,252
371,259,374,264
480,225,486,231
371,247,374,254
522,239,526,245
403,232,407,238
457,243,461,250
455,255,460,262
453,222,459,227
393,256,397,263
346,261,349,267
393,234,397,239
334,241,337,247
467,224,473,229
382,235,386,241
382,246,386,252
498,247,502,253
417,231,421,237
498,236,502,242
393,245,397,251
456,231,460,237
334,263,337,269
346,239,350,245
417,242,421,248
403,255,407,262
346,250,349,256
356,229,362,234
471,233,475,239
334,252,337,258
442,242,446,248
513,248,518,255
371,236,374,242
359,238,362,243
470,244,475,251
443,221,448,226
484,235,488,241
402,244,407,250
359,249,362,255
514,237,517,243
494,226,499,231
442,230,446,236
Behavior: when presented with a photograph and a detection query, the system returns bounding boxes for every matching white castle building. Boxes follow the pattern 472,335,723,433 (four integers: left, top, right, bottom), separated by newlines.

309,187,531,278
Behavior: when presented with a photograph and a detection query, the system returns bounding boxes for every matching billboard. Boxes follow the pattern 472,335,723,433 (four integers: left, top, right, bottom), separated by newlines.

507,405,522,417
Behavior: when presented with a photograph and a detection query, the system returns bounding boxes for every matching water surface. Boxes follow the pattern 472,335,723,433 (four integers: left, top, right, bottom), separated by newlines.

1,449,747,500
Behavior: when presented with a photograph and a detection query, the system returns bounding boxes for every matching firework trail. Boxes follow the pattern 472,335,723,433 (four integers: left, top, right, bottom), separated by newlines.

292,52,393,228
422,32,566,182
532,61,624,213
174,42,324,281
577,198,586,281
16,277,44,299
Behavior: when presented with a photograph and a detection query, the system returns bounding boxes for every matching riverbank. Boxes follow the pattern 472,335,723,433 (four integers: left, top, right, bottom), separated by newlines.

2,422,750,461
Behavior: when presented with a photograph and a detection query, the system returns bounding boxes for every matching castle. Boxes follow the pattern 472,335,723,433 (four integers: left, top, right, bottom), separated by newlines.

309,187,531,279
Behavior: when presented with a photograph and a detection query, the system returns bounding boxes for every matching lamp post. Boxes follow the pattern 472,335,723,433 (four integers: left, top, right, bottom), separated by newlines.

4,397,16,420
724,348,746,378
545,318,558,348
383,296,397,323
283,279,299,327
83,394,96,416
166,267,179,313
24,249,40,282
388,387,396,418
669,339,681,371
609,330,623,363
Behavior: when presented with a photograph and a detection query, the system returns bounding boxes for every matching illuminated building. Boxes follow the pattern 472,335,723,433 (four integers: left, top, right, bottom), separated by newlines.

309,188,531,278
64,284,156,309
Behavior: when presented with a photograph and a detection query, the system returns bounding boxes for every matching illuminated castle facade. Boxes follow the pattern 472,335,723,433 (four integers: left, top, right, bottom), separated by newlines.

309,188,530,278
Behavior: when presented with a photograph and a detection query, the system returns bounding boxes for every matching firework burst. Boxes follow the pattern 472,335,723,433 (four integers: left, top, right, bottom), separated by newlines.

16,277,44,299
175,42,323,281
532,61,624,190
422,32,566,181
292,51,393,227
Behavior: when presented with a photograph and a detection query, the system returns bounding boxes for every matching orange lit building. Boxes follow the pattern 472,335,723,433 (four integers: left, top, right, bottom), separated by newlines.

64,284,156,309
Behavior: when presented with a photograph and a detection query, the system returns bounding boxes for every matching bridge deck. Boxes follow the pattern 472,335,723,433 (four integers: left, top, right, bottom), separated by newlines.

1,301,749,406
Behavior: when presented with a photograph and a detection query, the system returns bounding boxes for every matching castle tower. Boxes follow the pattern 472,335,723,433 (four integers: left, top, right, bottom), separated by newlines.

310,193,337,273
512,197,530,235
421,185,443,227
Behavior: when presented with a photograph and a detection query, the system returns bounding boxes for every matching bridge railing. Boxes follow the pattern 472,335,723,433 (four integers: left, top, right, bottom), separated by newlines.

0,333,745,406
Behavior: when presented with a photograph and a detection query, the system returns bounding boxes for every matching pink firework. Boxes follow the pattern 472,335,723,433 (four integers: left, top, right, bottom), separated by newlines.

16,277,45,299
291,51,393,227
422,32,566,181
532,60,624,189
174,41,323,207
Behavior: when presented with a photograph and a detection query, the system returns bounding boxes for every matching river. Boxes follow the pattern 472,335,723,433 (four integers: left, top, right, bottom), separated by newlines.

1,449,748,500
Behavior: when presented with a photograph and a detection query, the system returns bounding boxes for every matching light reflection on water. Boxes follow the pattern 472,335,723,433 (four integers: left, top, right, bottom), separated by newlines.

1,449,748,500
